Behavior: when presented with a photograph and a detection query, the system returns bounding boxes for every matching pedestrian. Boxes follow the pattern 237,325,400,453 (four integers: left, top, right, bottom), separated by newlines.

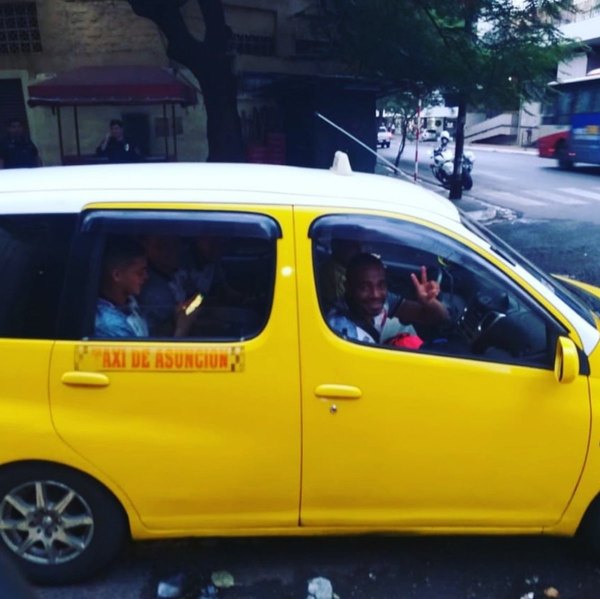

0,118,41,169
96,119,142,164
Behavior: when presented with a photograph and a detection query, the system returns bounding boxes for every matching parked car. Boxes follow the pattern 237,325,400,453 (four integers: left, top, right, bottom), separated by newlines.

0,157,599,585
377,125,392,148
421,128,439,141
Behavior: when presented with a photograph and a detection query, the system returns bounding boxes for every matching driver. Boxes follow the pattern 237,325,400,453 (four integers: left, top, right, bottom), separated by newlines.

327,252,448,345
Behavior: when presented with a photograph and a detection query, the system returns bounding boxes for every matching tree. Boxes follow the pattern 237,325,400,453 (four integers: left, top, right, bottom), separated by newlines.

322,0,584,198
378,91,442,167
126,0,244,162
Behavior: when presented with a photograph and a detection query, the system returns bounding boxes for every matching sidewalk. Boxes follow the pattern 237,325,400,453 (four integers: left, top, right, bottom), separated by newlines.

400,138,537,156
464,142,537,156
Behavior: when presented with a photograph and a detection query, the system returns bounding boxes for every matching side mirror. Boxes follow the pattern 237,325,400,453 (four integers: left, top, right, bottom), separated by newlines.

554,336,579,384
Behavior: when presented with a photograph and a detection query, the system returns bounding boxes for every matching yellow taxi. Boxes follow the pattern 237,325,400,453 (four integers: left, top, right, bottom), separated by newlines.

0,156,599,584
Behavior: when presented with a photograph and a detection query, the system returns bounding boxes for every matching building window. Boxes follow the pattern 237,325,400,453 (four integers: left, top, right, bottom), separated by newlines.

0,2,42,55
230,33,274,57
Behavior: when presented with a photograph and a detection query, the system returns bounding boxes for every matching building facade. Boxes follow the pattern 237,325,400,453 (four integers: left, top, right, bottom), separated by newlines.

0,0,377,170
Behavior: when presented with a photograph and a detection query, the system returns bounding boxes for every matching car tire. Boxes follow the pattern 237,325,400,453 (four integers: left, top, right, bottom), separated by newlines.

556,142,573,170
462,172,473,190
0,462,128,585
577,498,600,560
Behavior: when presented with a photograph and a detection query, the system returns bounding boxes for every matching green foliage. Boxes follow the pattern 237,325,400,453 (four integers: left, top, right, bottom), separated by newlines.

324,0,585,109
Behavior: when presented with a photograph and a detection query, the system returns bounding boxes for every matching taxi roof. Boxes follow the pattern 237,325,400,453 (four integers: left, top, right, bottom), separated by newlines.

0,162,459,225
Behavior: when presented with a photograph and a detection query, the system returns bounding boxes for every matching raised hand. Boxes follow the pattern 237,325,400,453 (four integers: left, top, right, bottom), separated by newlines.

410,266,440,305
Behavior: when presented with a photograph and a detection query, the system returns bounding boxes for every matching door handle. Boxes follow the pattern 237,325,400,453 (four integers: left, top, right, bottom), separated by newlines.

61,371,110,388
314,384,362,400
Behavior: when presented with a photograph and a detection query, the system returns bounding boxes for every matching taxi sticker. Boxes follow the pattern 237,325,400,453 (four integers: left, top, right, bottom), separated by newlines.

75,344,245,373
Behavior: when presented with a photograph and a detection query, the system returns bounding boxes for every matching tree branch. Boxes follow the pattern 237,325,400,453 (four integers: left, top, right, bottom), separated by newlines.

127,0,206,67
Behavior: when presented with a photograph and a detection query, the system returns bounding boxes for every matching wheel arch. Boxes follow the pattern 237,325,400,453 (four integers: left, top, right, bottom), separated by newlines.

555,138,567,152
0,459,134,540
555,138,574,169
576,491,600,535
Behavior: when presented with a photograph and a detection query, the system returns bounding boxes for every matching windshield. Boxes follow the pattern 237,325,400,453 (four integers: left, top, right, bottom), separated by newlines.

557,278,600,318
461,213,596,327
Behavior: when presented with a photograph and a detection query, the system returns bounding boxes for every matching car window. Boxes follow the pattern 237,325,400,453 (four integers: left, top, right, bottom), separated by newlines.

311,214,564,368
461,213,596,327
63,210,279,342
0,214,76,339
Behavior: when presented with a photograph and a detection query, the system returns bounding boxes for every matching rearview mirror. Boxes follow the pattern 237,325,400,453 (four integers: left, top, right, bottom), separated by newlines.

554,336,579,384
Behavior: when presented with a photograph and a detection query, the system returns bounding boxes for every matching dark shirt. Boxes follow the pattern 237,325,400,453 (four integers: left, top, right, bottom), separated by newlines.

96,138,141,164
0,136,39,168
138,268,179,336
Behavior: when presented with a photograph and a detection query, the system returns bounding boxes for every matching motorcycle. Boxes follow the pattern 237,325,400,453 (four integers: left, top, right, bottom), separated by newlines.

429,147,474,191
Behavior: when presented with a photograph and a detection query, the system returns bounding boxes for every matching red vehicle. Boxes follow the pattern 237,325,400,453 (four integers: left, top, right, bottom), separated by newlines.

538,71,600,169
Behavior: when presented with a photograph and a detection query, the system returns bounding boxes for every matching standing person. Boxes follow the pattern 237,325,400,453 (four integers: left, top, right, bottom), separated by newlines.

96,119,142,164
0,118,41,169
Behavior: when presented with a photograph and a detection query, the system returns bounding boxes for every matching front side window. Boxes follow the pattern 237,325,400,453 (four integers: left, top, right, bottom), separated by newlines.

63,210,279,342
311,215,563,368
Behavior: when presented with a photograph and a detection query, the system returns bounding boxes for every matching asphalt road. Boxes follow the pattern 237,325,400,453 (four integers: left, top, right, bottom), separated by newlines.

388,140,600,225
31,535,600,599
380,139,600,286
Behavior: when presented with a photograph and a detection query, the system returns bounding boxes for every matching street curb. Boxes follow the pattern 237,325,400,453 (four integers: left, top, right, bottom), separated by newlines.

464,144,537,156
375,162,518,225
395,138,537,156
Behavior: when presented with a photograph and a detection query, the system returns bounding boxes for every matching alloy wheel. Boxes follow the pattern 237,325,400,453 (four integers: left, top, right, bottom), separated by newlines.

0,479,94,565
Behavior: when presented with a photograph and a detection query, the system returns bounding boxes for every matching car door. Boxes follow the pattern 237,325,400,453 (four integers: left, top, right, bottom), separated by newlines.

49,205,301,531
296,208,590,529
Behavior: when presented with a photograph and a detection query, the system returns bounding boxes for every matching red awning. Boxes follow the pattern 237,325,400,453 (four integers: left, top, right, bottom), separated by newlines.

28,65,197,107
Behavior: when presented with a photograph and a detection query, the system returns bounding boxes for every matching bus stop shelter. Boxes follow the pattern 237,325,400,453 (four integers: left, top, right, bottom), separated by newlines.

28,65,198,165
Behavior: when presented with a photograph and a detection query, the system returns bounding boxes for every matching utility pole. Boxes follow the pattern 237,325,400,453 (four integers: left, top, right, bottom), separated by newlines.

414,97,422,182
449,2,476,201
449,96,467,200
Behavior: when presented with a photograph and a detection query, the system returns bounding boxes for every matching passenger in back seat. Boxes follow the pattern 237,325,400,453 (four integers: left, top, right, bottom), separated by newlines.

95,238,150,338
318,237,361,307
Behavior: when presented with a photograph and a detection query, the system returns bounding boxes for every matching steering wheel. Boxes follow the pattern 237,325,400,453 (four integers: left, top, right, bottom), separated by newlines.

459,290,509,353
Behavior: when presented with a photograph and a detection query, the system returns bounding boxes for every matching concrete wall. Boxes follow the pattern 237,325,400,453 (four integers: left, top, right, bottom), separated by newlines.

0,0,206,166
557,54,590,80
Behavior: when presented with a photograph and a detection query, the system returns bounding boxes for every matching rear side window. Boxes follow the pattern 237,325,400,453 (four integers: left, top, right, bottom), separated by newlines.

0,214,76,339
61,210,280,342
